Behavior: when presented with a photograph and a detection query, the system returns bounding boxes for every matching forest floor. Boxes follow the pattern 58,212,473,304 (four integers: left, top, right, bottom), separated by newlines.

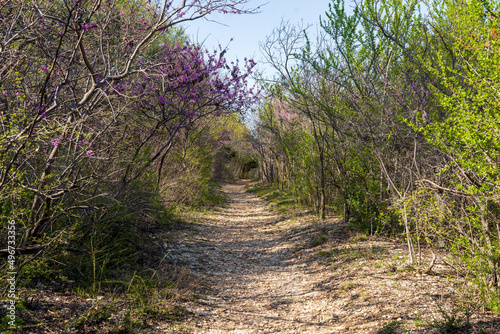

166,180,500,333
11,180,500,333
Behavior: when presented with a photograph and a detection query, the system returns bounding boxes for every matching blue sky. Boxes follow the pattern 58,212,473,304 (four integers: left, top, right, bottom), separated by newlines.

183,0,335,78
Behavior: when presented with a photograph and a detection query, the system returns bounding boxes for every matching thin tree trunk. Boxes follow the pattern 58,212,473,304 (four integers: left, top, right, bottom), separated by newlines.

403,203,415,265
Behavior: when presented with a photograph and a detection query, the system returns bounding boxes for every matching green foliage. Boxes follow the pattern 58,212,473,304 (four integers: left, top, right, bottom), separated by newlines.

0,313,23,332
377,320,402,334
247,183,297,213
311,233,328,246
67,269,182,332
430,300,471,333
419,0,500,191
409,0,500,311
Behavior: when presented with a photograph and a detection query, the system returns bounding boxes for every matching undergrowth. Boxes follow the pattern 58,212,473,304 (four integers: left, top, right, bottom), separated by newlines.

0,182,222,333
247,182,302,214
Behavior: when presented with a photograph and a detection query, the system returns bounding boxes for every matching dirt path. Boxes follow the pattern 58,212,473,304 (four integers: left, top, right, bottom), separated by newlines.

168,181,500,334
170,181,337,333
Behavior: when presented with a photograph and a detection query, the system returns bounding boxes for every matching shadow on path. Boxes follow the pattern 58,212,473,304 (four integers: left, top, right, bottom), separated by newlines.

179,181,341,333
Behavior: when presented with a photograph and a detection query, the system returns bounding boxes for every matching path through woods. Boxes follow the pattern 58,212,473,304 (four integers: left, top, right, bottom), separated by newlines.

168,181,500,333
174,181,338,333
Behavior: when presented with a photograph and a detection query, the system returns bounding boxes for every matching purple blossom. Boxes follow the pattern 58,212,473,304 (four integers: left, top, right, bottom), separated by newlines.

108,42,259,130
37,111,47,120
216,140,230,147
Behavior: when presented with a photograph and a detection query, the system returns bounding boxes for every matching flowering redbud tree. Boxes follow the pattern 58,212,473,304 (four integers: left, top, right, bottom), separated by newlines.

0,0,259,249
118,43,259,185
